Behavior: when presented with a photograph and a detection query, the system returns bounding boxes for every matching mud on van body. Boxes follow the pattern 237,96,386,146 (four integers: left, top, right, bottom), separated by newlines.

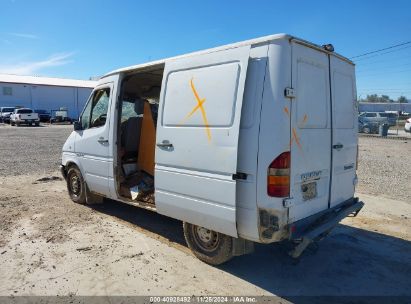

61,33,364,265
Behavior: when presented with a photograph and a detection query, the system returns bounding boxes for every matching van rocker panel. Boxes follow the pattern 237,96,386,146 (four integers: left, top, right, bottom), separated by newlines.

155,167,237,237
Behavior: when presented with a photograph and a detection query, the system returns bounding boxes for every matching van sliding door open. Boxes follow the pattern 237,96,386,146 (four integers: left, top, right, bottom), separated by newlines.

155,46,251,237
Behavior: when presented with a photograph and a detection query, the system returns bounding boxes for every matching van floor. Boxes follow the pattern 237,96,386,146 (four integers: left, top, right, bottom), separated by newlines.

118,169,155,208
117,100,158,207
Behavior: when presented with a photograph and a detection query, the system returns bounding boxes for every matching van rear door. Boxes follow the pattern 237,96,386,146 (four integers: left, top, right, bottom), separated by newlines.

155,46,250,237
329,56,357,208
288,42,332,223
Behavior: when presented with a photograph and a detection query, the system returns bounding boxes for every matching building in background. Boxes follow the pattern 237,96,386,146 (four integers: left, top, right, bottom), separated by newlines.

359,102,411,114
0,74,97,119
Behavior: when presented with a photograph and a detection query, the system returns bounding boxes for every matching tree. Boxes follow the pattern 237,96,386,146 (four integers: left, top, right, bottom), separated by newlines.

380,95,393,103
364,94,379,103
397,96,408,103
358,94,402,103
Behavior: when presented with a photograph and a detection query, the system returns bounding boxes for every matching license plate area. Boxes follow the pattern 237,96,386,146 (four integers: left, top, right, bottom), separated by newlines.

301,182,317,201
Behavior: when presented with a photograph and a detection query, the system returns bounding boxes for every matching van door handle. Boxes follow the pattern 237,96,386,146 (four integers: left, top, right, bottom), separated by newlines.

156,140,173,148
333,143,343,150
97,137,109,144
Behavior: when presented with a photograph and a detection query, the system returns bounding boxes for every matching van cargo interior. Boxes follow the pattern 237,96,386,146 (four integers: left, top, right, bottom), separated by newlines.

116,67,164,208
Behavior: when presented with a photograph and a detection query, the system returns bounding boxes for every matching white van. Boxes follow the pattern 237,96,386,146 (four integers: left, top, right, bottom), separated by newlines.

60,34,364,265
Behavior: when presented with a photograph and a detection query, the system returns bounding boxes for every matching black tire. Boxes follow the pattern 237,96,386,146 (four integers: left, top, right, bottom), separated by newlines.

66,166,86,204
35,122,39,127
363,127,371,134
11,121,15,126
183,222,233,265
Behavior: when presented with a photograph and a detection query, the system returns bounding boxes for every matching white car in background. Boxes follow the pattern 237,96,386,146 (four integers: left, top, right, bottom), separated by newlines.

405,118,411,133
10,108,40,126
0,107,15,123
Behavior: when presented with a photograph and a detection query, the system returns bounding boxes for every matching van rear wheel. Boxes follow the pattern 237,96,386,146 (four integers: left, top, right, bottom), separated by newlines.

66,166,86,204
183,222,233,265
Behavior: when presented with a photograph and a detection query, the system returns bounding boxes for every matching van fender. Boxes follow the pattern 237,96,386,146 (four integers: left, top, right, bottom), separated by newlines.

61,153,104,204
61,152,84,178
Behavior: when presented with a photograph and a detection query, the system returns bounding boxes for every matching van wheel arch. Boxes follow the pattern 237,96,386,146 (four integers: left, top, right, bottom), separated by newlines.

65,163,104,205
183,222,233,265
66,165,87,204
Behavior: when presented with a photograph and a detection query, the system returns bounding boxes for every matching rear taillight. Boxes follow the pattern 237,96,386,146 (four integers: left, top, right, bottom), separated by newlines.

267,152,290,197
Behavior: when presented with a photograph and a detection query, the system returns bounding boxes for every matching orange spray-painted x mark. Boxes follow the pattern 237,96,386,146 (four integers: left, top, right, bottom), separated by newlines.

284,106,305,150
180,78,211,142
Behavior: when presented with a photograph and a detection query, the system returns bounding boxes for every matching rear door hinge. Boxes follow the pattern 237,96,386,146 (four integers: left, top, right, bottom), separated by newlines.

284,87,296,99
233,172,247,180
283,197,294,208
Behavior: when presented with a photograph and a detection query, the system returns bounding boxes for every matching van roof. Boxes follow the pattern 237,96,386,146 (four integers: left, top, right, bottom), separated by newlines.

102,33,354,78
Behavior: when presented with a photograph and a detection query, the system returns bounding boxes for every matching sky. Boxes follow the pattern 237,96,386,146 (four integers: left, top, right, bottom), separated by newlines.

0,0,410,100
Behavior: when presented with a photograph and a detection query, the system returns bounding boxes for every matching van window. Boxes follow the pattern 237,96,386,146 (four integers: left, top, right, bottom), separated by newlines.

162,63,241,127
333,72,354,129
81,88,111,129
121,99,143,123
365,113,377,117
297,61,328,128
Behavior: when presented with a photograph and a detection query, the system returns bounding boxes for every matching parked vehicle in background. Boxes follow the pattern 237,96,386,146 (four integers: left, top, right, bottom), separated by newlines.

358,117,379,134
404,118,411,133
0,107,16,123
34,109,51,122
379,112,398,127
359,112,395,127
50,109,73,124
10,108,40,126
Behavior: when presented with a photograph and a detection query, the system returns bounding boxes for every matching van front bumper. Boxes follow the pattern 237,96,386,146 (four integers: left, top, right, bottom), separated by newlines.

288,197,364,258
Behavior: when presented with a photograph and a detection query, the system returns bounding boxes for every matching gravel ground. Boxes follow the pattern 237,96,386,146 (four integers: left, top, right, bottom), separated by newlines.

0,123,409,202
357,137,411,202
0,122,410,297
0,124,72,176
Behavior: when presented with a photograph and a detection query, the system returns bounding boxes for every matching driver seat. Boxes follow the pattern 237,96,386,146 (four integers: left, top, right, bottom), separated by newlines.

121,117,142,161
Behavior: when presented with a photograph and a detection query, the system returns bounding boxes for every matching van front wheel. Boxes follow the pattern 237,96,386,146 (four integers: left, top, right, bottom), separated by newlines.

66,166,86,204
183,222,233,265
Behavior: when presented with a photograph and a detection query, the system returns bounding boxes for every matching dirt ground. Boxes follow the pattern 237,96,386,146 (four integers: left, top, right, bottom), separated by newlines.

0,125,410,298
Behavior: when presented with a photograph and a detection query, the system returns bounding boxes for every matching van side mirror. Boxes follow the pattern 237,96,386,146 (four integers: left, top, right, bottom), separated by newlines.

73,121,82,131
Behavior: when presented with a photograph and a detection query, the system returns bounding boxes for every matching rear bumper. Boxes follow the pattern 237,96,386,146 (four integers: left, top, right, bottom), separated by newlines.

288,197,364,258
14,119,39,123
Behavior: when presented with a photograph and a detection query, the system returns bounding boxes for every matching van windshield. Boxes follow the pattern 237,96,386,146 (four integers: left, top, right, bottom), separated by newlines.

1,107,14,112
